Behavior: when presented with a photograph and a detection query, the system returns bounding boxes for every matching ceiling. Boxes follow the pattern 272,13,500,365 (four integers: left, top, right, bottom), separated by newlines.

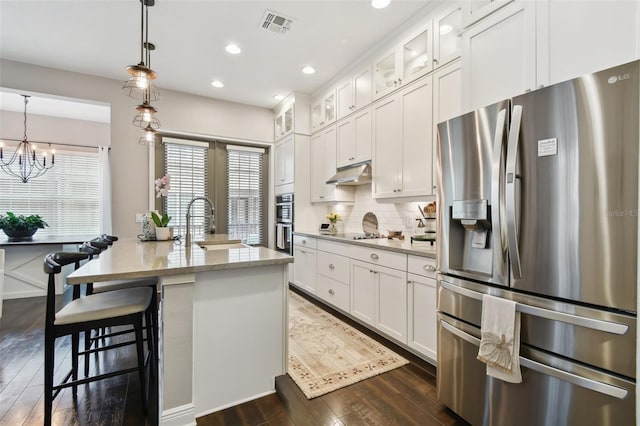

0,0,431,111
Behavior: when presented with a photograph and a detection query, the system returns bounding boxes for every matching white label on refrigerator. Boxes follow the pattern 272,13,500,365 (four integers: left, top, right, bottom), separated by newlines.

538,138,558,157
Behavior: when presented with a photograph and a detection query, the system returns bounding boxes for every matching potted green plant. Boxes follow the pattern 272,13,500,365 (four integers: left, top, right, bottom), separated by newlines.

0,212,48,241
151,212,172,240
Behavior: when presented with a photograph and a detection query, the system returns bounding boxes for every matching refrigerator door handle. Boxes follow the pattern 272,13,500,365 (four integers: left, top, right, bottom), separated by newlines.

491,108,508,266
439,319,629,399
506,105,523,278
439,281,629,335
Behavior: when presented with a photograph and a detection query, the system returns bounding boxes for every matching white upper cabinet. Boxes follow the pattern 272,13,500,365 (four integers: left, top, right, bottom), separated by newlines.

373,25,434,100
433,4,463,68
462,0,639,112
373,76,433,199
461,0,536,111
337,65,373,120
273,95,310,141
432,60,462,193
274,133,294,187
337,107,372,168
310,125,354,203
536,0,639,88
461,0,514,28
311,89,337,132
274,104,293,140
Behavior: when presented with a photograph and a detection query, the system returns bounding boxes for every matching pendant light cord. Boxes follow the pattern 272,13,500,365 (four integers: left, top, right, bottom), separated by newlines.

23,95,30,142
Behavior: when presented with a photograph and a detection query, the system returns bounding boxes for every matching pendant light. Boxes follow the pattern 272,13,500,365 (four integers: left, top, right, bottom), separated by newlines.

123,0,161,145
0,95,55,183
132,43,161,130
123,0,158,100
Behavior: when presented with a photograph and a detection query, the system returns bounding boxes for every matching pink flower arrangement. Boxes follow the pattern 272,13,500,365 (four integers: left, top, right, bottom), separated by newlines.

155,175,171,198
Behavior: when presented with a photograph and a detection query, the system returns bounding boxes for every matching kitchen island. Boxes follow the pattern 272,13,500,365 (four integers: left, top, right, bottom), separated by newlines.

67,236,293,426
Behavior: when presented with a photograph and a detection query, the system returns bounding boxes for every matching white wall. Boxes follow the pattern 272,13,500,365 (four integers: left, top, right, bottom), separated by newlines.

0,110,110,147
0,59,274,237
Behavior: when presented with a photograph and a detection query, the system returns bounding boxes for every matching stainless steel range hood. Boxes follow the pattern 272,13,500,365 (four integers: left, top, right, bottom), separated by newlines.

326,161,372,185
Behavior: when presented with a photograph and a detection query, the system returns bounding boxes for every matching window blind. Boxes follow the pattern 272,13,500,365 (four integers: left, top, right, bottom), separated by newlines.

227,145,264,245
0,148,100,236
164,141,208,235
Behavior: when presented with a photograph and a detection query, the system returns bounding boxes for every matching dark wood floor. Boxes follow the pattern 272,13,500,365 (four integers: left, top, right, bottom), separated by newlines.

1,286,467,426
0,290,153,426
199,287,468,426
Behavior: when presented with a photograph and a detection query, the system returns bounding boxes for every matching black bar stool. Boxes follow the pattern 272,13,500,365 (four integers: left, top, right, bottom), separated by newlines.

44,252,153,426
78,240,159,376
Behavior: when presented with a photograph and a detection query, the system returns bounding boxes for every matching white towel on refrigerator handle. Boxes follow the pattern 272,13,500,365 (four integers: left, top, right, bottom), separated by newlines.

477,294,522,383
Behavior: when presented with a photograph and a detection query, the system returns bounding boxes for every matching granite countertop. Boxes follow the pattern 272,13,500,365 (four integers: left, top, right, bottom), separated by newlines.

67,235,293,284
0,234,99,247
294,231,436,258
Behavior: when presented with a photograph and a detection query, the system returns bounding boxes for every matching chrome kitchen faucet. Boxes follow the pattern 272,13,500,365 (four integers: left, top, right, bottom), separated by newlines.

185,196,215,246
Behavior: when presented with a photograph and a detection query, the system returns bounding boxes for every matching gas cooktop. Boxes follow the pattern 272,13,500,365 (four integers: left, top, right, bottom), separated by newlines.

351,233,385,240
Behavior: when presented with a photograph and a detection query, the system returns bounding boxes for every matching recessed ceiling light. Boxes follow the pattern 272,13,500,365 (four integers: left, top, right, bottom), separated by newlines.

302,66,316,75
371,0,391,9
273,94,285,101
211,80,224,88
225,43,242,55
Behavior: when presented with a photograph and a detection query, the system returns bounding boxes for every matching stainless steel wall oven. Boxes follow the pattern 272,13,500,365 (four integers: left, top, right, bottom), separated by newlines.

275,193,293,255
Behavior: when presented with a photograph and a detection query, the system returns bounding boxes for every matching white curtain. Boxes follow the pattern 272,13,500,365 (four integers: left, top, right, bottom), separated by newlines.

98,146,112,235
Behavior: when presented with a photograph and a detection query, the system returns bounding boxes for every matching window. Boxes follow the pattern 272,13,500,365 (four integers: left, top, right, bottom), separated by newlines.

227,145,265,245
0,148,100,236
163,140,208,236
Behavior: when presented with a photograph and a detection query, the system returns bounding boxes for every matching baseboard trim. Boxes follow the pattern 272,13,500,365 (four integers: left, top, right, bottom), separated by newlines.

195,390,276,419
161,403,196,426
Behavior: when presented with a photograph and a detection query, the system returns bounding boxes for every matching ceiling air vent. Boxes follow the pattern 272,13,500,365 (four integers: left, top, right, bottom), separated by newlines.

260,10,294,34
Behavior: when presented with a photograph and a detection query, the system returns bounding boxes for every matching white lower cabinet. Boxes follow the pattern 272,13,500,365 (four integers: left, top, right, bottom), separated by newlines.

316,240,351,312
407,255,438,362
350,260,376,326
376,265,407,344
317,275,350,312
293,239,317,294
350,258,407,344
295,234,437,362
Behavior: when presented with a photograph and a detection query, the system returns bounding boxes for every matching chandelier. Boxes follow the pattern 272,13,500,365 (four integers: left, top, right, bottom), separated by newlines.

123,0,160,145
0,95,55,183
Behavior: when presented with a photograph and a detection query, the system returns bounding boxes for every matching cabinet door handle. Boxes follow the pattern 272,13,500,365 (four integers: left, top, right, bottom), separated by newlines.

433,59,439,66
423,265,436,272
329,264,335,270
370,253,379,260
393,189,397,193
398,78,402,84
319,195,324,199
302,239,306,244
328,289,335,295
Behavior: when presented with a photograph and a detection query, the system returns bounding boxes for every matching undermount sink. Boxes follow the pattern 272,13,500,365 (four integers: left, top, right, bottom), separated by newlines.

197,239,248,250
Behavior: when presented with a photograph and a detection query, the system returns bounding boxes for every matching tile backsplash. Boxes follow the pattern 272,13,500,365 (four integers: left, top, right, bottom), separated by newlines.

326,185,435,236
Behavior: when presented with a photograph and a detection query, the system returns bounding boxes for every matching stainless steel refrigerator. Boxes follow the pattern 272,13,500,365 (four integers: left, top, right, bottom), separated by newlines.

436,60,639,425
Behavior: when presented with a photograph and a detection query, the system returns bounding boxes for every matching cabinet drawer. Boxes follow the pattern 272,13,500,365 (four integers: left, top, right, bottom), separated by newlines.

350,245,406,271
317,251,350,285
317,239,351,256
293,235,317,250
407,255,437,278
317,275,350,312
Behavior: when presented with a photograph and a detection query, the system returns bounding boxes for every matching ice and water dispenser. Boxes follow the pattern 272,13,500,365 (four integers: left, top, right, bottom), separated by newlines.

447,199,494,277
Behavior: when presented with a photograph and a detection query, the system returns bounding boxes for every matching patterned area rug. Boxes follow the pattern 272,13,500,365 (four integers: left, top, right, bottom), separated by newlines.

288,290,409,399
